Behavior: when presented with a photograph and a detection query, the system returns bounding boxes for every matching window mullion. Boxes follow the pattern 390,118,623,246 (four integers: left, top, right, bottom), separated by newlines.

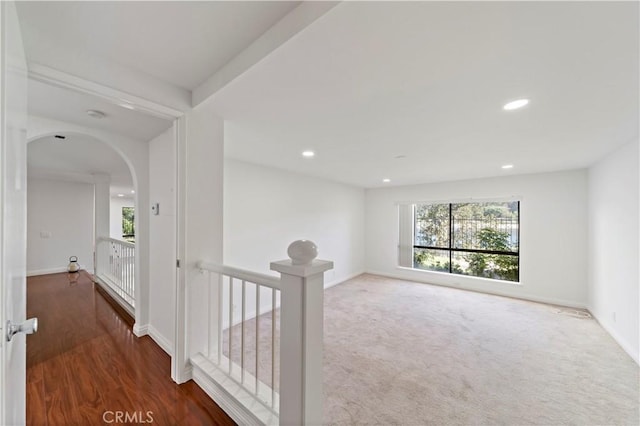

449,203,453,273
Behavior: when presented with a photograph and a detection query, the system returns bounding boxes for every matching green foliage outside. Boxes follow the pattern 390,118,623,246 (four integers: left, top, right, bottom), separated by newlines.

463,228,519,281
414,204,449,247
413,202,519,282
122,207,135,243
414,249,464,274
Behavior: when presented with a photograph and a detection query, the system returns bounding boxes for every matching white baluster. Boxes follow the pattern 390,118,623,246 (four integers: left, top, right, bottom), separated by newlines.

218,273,223,365
207,271,212,358
241,280,246,385
228,277,234,374
271,288,276,408
255,283,260,396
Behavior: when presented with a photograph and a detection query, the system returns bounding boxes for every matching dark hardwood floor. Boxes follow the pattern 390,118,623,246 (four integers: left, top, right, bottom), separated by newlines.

27,272,235,425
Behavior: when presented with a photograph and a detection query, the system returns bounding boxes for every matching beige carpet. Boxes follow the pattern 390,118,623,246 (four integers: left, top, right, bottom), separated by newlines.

224,274,639,425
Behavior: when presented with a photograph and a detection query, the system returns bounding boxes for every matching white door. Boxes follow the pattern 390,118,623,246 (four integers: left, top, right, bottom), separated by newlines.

0,1,28,424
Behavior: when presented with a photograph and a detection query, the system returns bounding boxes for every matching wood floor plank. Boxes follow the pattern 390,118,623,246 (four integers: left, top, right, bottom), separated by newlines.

63,347,103,409
26,363,47,426
27,272,235,425
42,353,80,425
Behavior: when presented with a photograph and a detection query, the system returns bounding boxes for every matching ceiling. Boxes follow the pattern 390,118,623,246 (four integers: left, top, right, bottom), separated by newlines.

211,1,638,187
28,79,172,141
28,134,134,197
17,1,300,91
19,0,301,188
17,2,639,189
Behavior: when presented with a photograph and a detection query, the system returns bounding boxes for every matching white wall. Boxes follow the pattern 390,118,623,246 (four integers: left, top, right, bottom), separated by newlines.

224,158,366,284
182,105,224,367
365,170,589,307
27,178,94,274
588,139,639,364
110,196,134,239
148,128,176,354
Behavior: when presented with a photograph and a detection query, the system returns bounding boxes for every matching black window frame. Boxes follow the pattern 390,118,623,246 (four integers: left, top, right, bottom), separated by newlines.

412,201,520,282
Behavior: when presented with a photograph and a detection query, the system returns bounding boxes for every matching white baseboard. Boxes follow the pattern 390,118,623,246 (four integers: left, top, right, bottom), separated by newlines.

587,307,639,366
27,266,72,277
133,323,173,356
27,264,92,277
366,269,587,310
148,325,173,356
173,364,193,384
133,323,148,337
191,353,277,426
94,275,135,317
324,270,365,290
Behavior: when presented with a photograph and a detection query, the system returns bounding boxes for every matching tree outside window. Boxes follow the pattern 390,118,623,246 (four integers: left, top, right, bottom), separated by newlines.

412,201,519,282
122,207,135,243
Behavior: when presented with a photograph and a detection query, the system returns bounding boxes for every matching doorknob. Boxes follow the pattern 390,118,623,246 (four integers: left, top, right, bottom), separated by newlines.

6,318,38,342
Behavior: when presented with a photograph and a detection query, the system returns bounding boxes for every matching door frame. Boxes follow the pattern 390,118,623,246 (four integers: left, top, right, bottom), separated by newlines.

173,115,189,383
0,1,28,422
23,66,187,380
0,3,5,418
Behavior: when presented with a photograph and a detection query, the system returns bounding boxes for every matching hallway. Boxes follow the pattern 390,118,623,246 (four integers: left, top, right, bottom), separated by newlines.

26,272,235,425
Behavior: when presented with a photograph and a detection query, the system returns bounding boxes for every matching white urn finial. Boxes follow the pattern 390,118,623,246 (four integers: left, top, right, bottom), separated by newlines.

287,240,318,265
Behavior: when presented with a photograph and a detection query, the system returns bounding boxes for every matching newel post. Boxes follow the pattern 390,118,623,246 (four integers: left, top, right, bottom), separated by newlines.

271,240,333,426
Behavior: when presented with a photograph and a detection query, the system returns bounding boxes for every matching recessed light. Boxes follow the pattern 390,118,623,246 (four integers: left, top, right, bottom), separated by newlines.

131,190,135,194
87,109,106,119
302,151,315,158
117,194,124,197
503,99,529,110
382,178,391,183
502,164,514,169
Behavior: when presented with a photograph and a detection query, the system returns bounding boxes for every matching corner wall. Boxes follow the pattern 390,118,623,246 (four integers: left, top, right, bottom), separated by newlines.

365,170,589,307
588,138,639,364
148,128,176,355
27,178,94,275
182,105,224,367
224,159,366,285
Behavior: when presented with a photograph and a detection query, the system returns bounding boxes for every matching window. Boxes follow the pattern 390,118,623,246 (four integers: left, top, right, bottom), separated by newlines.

405,201,519,282
122,207,135,243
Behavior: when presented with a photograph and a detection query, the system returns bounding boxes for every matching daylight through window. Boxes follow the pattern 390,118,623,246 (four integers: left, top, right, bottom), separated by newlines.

122,207,135,243
409,201,519,282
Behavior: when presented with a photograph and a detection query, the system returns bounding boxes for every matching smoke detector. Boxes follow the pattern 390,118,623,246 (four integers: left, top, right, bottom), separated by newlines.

86,109,106,119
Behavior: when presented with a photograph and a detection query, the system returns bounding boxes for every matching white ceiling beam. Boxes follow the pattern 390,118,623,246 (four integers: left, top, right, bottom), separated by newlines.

192,1,340,107
29,63,187,120
27,168,101,185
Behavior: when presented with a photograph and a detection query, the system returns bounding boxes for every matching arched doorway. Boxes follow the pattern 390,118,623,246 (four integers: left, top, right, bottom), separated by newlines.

26,131,141,319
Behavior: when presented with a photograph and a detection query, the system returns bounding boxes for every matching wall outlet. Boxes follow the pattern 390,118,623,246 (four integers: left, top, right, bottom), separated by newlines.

151,202,160,215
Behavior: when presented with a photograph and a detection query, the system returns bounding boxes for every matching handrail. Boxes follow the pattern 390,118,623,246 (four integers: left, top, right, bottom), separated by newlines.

192,241,332,425
97,236,135,248
197,261,281,290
